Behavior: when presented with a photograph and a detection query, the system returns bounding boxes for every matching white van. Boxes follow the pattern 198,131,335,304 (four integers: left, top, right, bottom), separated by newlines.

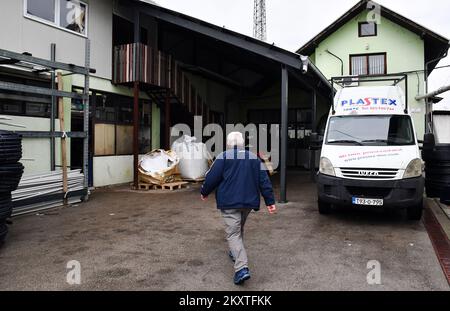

317,80,424,220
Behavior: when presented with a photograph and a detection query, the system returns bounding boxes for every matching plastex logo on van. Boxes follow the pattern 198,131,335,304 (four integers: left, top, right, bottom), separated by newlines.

341,98,397,107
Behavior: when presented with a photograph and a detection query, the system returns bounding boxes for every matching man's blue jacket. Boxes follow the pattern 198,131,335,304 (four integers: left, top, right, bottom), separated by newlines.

201,147,275,211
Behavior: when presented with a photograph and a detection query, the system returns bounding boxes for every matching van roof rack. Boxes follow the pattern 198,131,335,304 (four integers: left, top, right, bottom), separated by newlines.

330,74,409,115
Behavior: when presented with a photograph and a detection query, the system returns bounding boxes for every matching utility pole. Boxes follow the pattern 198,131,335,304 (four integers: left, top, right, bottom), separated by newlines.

253,0,267,41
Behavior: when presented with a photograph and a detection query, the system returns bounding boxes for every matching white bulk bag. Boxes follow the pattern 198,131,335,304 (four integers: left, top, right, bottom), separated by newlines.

138,150,181,185
140,150,179,174
171,136,211,181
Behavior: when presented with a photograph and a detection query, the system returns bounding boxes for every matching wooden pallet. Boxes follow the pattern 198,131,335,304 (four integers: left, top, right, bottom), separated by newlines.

139,173,182,186
184,179,205,184
138,181,189,191
138,183,153,191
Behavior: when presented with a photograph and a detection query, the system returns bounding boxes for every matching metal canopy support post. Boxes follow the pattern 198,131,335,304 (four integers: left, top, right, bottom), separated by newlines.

280,65,288,203
50,43,56,171
133,9,141,189
83,40,91,198
311,90,317,133
165,91,171,149
310,89,317,182
133,82,140,189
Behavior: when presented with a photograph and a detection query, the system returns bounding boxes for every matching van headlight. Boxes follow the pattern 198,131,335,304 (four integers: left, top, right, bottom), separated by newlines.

319,157,335,177
403,159,423,179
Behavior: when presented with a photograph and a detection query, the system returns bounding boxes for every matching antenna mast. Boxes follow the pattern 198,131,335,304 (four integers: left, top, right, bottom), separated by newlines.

253,0,267,41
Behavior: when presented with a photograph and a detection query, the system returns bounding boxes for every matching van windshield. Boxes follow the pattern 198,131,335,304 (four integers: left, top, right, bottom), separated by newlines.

326,115,415,146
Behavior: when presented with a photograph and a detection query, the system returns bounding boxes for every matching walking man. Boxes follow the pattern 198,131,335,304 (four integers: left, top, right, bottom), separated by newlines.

201,132,276,285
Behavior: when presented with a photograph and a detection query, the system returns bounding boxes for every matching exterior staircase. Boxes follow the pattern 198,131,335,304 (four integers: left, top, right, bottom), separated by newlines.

113,42,210,122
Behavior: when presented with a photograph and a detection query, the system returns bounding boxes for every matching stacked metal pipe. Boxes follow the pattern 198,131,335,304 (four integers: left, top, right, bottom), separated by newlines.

0,131,24,246
11,170,84,216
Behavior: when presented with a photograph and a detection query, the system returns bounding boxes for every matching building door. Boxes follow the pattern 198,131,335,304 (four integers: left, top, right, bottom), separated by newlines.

71,90,95,187
288,109,313,169
248,108,312,169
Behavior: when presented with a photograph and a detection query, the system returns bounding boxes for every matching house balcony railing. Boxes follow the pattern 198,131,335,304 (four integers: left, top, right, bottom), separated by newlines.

112,42,210,121
113,42,169,86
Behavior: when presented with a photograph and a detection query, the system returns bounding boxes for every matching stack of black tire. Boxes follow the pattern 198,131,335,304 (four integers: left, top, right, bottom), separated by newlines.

0,130,24,246
422,139,450,205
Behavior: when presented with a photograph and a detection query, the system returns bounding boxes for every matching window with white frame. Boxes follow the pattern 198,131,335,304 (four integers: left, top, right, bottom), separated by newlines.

24,0,88,36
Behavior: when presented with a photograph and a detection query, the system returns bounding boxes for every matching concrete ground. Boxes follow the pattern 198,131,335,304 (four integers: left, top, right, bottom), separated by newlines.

0,172,448,291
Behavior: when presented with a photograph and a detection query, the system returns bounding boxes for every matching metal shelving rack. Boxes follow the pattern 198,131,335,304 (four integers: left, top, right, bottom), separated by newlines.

0,40,95,205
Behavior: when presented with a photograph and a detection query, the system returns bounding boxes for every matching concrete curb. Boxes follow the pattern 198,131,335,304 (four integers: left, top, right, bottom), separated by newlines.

426,198,450,240
437,200,450,219
424,198,450,285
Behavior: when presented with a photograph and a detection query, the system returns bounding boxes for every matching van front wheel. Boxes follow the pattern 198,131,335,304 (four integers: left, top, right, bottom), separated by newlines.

318,199,332,215
407,200,423,221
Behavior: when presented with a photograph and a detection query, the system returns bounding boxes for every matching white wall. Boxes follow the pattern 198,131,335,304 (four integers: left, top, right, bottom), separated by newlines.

0,116,63,175
0,0,113,79
433,115,450,144
434,99,450,112
93,155,134,188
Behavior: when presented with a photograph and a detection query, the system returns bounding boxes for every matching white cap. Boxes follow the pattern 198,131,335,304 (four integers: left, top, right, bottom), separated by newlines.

227,132,245,148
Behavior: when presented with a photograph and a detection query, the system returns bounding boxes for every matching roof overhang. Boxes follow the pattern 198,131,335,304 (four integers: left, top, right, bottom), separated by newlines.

297,0,450,75
130,0,332,93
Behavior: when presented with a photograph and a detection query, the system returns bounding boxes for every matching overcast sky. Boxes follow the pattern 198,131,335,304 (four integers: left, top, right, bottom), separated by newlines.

151,0,450,106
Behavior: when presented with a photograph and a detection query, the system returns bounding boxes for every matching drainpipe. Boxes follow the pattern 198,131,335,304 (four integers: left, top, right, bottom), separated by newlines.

325,49,344,76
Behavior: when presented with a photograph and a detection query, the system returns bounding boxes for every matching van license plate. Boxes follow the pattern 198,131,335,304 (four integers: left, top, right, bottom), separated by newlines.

352,197,384,206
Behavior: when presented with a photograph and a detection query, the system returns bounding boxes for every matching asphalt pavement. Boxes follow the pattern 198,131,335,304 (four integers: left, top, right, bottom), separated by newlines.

0,172,448,290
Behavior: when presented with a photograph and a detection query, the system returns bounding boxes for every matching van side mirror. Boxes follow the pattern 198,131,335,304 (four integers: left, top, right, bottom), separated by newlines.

310,133,323,151
423,133,436,151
